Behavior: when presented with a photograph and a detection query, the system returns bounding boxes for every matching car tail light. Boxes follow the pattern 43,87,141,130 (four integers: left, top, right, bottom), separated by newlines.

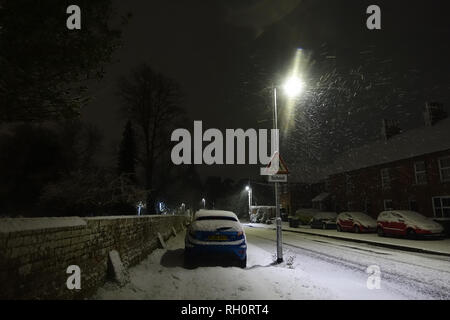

237,231,244,239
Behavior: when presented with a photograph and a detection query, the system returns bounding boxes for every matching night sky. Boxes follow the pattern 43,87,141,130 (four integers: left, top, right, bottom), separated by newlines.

82,0,450,182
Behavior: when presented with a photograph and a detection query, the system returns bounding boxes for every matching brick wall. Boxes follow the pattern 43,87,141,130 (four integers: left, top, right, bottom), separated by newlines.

0,215,189,300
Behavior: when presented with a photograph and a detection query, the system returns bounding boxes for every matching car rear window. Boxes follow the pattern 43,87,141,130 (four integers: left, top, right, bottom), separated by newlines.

196,216,238,222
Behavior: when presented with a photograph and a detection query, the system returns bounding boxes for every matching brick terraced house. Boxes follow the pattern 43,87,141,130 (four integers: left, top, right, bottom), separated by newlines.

325,103,450,222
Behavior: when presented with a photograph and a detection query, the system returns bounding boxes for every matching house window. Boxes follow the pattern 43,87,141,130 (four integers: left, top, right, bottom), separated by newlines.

345,174,354,194
384,199,393,210
347,201,354,211
433,196,450,218
409,199,418,212
438,157,450,182
414,161,427,185
381,168,391,190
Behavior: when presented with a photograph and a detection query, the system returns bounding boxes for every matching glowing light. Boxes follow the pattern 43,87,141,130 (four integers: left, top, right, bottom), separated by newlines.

283,76,305,98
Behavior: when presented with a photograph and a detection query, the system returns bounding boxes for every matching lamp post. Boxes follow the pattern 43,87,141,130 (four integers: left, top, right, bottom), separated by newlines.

273,75,305,264
202,198,206,209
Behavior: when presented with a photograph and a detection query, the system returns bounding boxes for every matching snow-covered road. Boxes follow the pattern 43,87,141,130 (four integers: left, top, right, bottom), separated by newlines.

94,226,450,300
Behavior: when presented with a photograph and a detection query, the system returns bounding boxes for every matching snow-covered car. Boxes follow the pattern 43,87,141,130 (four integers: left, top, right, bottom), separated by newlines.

310,211,337,229
185,210,247,268
337,211,377,233
249,206,275,224
377,210,444,239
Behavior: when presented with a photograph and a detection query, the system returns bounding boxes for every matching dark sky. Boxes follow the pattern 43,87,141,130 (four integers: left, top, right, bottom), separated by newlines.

82,0,450,182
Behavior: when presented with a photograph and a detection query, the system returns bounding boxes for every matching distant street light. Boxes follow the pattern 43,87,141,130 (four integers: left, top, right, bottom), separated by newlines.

245,185,252,218
137,201,144,216
202,198,206,209
272,66,305,264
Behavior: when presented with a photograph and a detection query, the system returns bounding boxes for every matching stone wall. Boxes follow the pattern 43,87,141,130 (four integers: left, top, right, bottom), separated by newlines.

0,215,189,300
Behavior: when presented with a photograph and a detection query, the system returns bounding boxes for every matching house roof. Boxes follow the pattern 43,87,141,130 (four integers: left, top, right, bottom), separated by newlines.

326,118,450,176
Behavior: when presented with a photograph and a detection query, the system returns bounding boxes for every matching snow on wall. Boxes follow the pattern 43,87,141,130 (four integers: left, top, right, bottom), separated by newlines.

0,215,189,300
0,217,86,233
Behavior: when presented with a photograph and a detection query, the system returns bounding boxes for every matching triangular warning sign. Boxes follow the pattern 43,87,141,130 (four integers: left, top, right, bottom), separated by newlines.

266,152,289,174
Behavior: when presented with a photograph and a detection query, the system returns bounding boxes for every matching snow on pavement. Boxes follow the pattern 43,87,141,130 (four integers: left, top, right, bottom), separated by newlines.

94,226,450,300
94,230,336,300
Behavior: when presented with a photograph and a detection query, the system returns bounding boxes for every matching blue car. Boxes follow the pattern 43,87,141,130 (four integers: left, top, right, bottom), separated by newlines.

185,210,247,268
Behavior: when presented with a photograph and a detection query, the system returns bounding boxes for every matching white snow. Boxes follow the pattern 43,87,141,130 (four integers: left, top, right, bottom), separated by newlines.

0,217,86,233
194,210,238,220
190,220,243,232
94,229,336,300
94,225,450,300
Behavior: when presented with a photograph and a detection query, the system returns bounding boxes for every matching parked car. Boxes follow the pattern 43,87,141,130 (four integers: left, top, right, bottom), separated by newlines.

337,211,377,233
249,206,276,224
377,210,444,239
310,211,337,229
185,210,247,268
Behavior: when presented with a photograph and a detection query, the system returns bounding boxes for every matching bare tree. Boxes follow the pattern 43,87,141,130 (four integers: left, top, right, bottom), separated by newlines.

118,64,184,211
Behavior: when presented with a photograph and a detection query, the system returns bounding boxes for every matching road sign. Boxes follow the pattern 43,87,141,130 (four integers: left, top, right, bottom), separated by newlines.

266,152,289,175
268,174,288,183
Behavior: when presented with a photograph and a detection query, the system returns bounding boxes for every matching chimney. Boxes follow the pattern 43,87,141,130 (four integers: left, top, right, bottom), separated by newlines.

381,119,401,140
424,102,447,126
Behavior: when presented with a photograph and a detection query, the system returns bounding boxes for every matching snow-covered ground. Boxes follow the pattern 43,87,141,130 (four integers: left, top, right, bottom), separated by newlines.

94,229,336,300
247,222,450,255
94,226,450,300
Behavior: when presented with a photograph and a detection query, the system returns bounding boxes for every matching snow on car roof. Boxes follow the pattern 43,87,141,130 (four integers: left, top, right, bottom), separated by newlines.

194,210,238,219
326,117,450,175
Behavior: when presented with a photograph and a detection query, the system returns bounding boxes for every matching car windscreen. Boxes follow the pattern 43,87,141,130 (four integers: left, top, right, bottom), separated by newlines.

350,212,371,219
196,216,237,222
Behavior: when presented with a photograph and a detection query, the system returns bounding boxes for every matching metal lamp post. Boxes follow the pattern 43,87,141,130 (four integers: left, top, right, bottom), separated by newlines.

273,76,304,264
245,185,252,218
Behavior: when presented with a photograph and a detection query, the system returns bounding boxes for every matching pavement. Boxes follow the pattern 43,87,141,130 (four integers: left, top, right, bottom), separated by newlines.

245,222,450,257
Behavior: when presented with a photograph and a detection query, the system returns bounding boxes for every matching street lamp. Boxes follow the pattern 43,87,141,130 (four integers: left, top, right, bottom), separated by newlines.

136,201,144,216
202,198,206,209
245,185,252,218
283,76,305,98
272,75,305,264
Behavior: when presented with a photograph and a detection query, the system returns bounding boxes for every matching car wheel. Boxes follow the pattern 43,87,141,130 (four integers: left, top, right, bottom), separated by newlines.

336,224,341,232
407,229,417,240
184,250,195,269
239,256,247,269
377,227,385,237
354,225,360,233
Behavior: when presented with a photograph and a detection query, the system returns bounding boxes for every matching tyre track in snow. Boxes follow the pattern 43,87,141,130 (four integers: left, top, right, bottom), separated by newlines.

244,226,450,299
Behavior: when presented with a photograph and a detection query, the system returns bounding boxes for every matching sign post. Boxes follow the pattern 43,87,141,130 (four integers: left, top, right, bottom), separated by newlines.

266,152,289,263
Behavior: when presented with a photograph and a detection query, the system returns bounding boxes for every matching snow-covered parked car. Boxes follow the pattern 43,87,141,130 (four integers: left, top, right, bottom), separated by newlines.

377,210,444,239
249,206,275,224
337,211,377,233
185,210,247,268
310,211,337,229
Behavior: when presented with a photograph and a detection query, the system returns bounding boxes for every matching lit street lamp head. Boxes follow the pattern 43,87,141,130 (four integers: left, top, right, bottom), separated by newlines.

283,76,305,98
